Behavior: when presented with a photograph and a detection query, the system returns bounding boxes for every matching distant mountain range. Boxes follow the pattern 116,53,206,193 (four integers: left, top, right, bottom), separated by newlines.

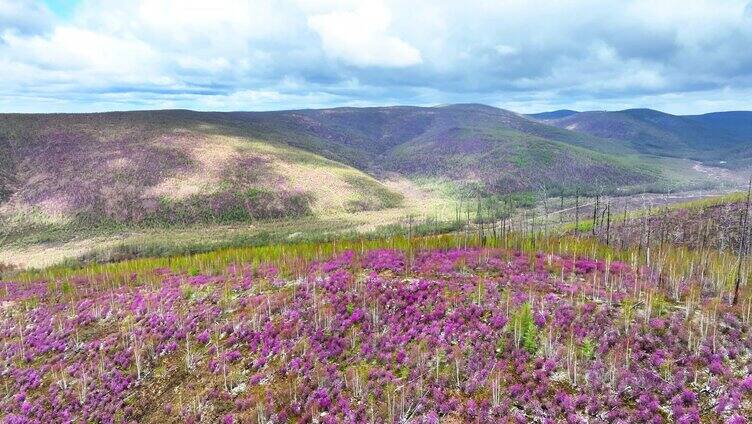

0,104,749,229
527,109,752,167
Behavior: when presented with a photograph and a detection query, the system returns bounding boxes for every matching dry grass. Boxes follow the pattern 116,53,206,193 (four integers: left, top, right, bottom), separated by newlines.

0,236,122,269
0,177,458,269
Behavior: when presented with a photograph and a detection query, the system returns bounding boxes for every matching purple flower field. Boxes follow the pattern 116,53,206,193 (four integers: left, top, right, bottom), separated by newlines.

1,247,751,423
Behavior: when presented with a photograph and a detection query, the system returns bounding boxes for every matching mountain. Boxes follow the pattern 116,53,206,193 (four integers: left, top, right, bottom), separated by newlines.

0,104,730,234
532,108,752,165
684,112,752,168
685,111,752,141
526,109,579,120
0,110,403,233
227,104,632,168
218,104,663,196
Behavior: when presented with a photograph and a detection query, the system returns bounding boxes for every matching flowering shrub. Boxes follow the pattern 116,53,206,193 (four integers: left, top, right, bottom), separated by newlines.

1,247,751,422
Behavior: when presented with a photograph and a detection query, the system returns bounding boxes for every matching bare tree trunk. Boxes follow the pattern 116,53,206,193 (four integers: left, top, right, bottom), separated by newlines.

574,191,580,237
733,178,752,305
592,194,599,236
606,202,611,246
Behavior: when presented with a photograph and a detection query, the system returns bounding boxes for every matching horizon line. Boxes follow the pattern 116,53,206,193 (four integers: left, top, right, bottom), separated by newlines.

1,103,750,116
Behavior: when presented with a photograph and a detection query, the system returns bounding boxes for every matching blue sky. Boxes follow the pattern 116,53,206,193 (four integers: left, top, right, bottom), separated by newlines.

2,0,752,114
41,0,78,18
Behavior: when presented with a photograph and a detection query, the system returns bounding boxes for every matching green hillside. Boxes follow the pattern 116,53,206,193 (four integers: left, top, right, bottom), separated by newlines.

0,111,404,236
0,104,736,268
533,108,751,165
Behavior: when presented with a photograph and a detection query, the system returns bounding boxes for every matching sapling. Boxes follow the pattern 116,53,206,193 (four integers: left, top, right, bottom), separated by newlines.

130,330,144,381
454,356,461,388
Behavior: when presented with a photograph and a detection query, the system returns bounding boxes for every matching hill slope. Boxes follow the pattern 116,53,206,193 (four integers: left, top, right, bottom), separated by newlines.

533,108,751,165
685,111,752,141
685,112,752,168
0,111,403,234
229,104,635,169
0,104,726,238
239,104,660,193
526,109,579,120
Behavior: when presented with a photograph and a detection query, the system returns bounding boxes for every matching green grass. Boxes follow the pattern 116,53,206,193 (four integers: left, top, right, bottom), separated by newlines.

343,175,404,212
410,177,469,199
1,209,466,274
9,227,750,317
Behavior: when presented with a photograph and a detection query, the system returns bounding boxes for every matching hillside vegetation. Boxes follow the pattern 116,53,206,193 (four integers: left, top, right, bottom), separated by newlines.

2,231,751,422
0,105,705,230
0,104,746,268
587,192,752,253
0,111,403,233
532,109,752,167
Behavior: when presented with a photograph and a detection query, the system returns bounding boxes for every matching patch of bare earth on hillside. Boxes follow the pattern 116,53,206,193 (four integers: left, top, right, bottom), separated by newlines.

145,134,286,201
691,161,749,185
274,161,353,213
0,237,122,269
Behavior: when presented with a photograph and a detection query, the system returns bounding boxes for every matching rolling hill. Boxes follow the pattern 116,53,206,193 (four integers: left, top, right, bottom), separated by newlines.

526,109,580,120
685,111,752,168
0,104,742,241
238,103,661,186
0,111,404,235
227,104,637,171
685,111,752,141
530,108,752,166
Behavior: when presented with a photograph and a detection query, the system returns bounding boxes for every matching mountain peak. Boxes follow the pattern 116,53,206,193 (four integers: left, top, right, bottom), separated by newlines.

437,103,500,112
526,109,580,120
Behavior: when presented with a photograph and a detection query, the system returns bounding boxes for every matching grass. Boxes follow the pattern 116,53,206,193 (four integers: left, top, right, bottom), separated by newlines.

8,225,750,310
0,179,461,269
343,175,404,212
561,190,749,234
2,181,743,272
6,192,743,277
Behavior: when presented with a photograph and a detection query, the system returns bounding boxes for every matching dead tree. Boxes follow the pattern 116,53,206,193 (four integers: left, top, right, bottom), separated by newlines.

606,202,611,246
733,178,752,305
574,190,580,237
592,194,600,236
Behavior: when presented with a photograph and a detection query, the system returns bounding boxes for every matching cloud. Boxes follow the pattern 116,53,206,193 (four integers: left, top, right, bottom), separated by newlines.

3,26,157,74
494,45,518,56
307,1,422,68
0,0,54,35
0,0,751,113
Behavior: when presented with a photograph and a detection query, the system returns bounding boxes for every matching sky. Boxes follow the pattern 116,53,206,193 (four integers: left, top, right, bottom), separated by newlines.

1,0,752,114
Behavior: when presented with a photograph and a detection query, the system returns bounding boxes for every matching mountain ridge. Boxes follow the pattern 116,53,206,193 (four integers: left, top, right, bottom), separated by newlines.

529,107,751,165
1,103,748,234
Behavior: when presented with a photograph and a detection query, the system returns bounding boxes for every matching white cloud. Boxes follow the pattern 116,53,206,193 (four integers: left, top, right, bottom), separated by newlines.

3,26,157,74
307,1,422,67
494,44,518,56
0,0,53,34
0,0,751,113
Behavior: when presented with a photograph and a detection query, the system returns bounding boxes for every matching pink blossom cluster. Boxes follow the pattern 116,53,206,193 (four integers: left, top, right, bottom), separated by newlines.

1,247,750,422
